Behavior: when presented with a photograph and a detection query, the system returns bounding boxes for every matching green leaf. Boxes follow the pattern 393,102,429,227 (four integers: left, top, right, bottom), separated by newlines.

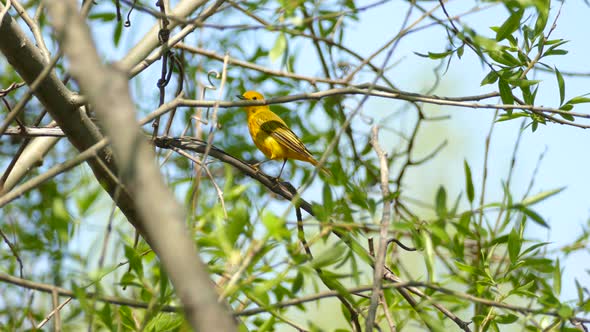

435,186,447,219
251,281,274,305
553,258,561,296
323,183,333,212
576,279,585,305
113,21,123,46
534,1,550,35
124,245,144,277
555,67,565,105
520,187,565,207
457,45,464,58
415,50,454,60
508,280,535,297
454,260,477,274
76,187,101,215
291,272,304,293
262,211,290,240
312,202,328,221
560,104,573,111
523,258,554,273
422,231,435,282
511,204,549,228
488,49,521,66
144,313,183,332
456,212,472,235
464,160,475,203
560,112,575,121
52,197,69,221
496,314,519,324
98,304,113,330
543,49,568,57
120,272,136,288
490,234,509,246
508,228,521,264
269,33,287,62
225,206,249,245
311,244,346,269
498,79,514,105
496,112,529,122
496,9,524,41
159,264,169,300
545,38,568,46
566,94,590,105
509,79,541,88
523,85,538,105
557,304,573,319
119,306,136,330
89,12,117,22
316,270,356,304
428,50,454,59
520,241,550,257
481,70,498,86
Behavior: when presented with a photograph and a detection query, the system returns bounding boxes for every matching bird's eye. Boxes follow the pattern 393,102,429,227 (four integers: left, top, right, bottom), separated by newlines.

253,97,257,100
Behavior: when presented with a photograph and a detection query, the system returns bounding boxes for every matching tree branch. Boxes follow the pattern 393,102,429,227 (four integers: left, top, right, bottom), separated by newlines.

43,1,236,331
366,126,393,330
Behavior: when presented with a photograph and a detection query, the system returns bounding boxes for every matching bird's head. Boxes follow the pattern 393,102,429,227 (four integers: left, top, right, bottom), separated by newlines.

236,91,265,114
237,91,265,101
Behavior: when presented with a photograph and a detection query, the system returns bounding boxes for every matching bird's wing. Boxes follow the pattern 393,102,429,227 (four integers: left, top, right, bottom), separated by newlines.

259,119,314,158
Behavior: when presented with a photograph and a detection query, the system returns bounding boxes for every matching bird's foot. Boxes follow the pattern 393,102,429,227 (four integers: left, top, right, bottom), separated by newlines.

249,162,262,173
249,160,271,174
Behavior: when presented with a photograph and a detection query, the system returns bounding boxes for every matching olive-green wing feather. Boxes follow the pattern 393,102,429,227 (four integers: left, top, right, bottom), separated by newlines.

259,120,314,159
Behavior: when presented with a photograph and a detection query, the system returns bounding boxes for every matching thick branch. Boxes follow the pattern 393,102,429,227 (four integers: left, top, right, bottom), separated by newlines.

153,136,313,212
43,1,236,331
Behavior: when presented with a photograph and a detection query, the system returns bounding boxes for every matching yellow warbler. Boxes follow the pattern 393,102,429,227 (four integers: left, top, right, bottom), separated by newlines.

236,91,330,178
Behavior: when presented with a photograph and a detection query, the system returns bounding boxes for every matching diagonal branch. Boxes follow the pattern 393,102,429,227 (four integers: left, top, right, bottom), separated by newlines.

42,1,236,331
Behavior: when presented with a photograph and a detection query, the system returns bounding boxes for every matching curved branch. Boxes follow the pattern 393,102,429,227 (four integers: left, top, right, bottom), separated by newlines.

152,136,313,213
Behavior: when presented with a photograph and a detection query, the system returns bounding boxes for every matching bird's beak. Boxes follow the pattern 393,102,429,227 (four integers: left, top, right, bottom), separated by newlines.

236,94,246,100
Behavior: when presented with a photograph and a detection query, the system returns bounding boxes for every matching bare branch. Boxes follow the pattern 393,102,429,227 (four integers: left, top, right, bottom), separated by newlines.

2,126,65,137
366,126,393,330
43,2,236,331
0,272,179,313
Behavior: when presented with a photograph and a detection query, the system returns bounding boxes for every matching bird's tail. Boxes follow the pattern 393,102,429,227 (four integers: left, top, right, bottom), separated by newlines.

309,158,332,176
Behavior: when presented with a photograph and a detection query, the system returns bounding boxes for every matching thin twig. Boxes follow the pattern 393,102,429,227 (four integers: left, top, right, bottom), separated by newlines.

0,139,108,208
170,146,228,219
170,86,590,123
11,0,50,62
380,292,396,332
0,272,179,314
0,228,23,278
37,298,71,330
0,0,11,23
0,50,63,136
176,43,346,85
366,126,393,330
191,54,229,211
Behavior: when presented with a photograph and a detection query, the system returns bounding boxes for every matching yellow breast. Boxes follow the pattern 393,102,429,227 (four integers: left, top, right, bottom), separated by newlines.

247,111,288,160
